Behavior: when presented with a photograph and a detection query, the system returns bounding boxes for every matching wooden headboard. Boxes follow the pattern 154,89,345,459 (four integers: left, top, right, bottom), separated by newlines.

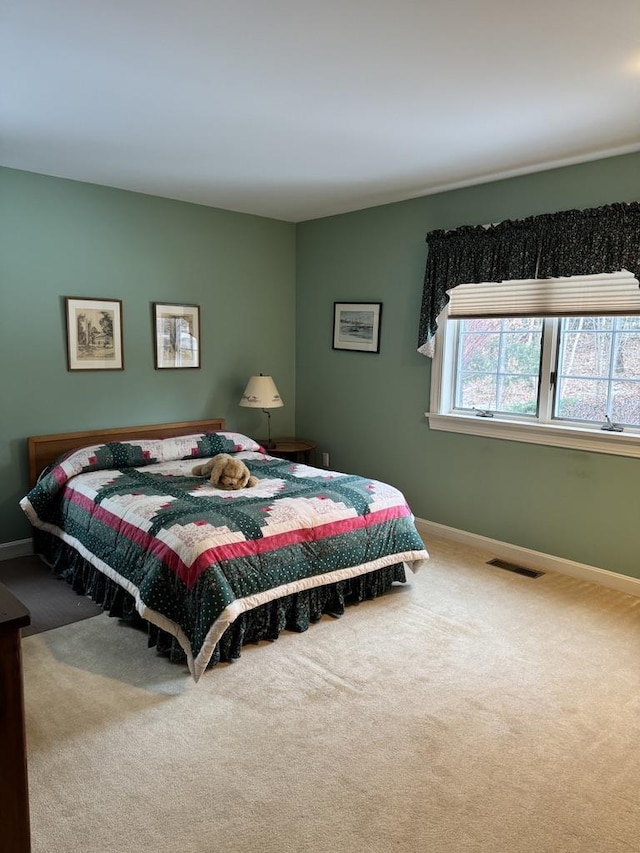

27,418,226,487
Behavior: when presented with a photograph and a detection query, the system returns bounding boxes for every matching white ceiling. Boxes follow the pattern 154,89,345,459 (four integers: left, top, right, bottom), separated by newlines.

3,0,640,222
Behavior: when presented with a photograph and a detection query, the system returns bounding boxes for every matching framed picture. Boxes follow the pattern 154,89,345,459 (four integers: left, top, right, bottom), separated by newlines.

65,297,124,371
153,302,201,369
332,302,382,353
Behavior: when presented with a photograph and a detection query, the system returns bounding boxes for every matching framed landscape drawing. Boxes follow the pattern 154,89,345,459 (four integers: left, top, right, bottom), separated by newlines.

332,302,382,353
153,302,201,369
65,297,124,371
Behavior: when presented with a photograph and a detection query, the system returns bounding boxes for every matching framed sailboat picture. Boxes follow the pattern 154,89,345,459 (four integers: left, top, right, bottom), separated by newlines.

332,302,382,353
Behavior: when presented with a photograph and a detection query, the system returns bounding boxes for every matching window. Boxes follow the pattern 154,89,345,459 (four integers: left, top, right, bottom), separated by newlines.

555,316,640,426
454,317,543,417
428,273,640,458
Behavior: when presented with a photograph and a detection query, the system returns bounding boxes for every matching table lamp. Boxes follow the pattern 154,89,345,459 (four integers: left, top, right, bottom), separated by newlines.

239,374,283,449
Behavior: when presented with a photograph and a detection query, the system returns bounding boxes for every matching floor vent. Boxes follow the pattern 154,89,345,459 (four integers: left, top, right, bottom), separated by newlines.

486,558,544,579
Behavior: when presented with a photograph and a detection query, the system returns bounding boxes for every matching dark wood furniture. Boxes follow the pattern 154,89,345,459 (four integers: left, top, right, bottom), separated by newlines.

263,437,317,464
27,418,226,487
0,583,31,853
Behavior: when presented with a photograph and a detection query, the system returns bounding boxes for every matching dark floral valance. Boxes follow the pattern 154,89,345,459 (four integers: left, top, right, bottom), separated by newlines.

417,201,640,354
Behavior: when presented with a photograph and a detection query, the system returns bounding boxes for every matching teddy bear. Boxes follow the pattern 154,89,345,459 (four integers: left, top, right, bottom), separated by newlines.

192,453,258,490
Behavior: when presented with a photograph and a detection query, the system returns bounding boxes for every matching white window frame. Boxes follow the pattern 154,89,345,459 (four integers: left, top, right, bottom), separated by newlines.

427,306,640,459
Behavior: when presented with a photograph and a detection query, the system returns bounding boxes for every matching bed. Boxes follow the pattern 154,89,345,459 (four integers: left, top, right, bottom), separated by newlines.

20,419,429,681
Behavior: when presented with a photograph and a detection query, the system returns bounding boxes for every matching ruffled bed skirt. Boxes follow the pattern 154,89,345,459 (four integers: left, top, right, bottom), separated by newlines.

34,530,406,670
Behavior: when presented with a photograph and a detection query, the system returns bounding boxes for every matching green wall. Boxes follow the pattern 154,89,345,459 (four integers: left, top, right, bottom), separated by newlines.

0,168,296,543
295,152,640,579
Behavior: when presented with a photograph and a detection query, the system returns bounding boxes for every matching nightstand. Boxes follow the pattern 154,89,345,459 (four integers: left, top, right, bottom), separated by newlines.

262,437,317,464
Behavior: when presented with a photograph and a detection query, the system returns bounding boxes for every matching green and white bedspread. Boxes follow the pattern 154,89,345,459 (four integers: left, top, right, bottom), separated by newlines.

20,431,429,680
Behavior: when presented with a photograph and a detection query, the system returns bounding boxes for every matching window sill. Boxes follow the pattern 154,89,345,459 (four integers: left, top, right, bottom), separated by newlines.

425,412,640,459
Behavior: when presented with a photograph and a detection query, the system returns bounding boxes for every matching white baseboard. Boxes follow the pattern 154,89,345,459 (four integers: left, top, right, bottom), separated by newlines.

415,518,640,598
0,538,34,561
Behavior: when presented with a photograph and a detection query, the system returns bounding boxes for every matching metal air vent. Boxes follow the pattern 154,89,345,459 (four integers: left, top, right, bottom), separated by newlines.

487,558,544,579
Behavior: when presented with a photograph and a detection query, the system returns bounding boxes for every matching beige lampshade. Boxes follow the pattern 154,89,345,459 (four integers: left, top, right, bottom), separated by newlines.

239,375,284,409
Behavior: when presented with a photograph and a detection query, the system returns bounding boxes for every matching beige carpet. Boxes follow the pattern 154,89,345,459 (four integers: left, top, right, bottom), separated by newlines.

22,536,640,853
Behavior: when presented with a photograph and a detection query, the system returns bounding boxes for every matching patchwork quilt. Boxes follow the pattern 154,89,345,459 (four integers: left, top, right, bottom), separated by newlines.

20,431,429,680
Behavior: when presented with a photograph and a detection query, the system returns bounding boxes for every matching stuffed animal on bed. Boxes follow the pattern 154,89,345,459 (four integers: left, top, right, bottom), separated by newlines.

192,454,259,490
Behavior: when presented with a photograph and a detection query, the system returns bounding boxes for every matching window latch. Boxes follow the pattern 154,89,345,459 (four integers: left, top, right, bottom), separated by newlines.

601,415,624,433
473,407,494,418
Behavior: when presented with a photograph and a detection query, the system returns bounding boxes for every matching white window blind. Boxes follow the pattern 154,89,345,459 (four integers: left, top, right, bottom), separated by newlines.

446,270,640,319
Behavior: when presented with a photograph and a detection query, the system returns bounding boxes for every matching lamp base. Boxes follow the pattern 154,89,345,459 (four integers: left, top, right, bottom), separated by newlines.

262,408,275,451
